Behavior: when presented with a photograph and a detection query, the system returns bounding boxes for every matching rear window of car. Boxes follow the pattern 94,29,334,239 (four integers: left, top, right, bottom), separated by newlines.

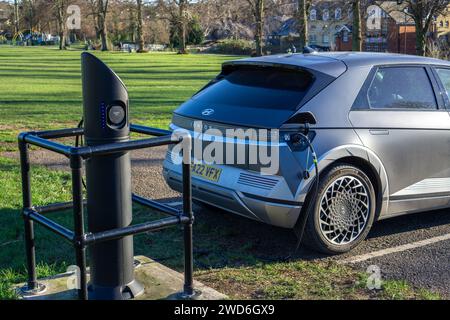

191,66,314,110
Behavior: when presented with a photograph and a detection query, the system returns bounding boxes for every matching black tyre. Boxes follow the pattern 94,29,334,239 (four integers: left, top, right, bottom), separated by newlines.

304,164,376,255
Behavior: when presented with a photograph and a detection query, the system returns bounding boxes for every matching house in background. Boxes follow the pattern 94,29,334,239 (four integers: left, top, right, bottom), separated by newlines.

268,0,352,52
335,24,352,51
432,4,450,44
336,2,416,54
307,1,352,49
270,0,417,54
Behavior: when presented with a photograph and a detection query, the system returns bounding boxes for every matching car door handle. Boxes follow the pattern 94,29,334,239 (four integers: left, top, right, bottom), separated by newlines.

369,129,390,136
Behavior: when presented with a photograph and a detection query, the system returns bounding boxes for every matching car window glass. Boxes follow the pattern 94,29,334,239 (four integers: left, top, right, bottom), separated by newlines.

367,67,437,110
435,68,450,104
191,66,313,110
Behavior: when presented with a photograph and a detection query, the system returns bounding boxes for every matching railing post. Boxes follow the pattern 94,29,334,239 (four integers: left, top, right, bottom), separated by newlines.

18,138,39,293
17,128,198,300
178,132,196,298
70,154,88,300
182,161,194,297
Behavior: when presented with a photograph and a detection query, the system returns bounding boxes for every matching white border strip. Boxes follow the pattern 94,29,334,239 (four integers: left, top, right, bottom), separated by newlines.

339,233,450,264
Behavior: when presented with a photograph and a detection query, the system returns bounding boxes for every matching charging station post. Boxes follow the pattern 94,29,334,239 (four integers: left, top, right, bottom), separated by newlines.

18,53,197,300
82,53,143,299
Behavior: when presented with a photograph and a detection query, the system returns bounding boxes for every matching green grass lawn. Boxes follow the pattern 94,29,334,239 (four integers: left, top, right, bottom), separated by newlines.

0,46,442,300
0,45,235,150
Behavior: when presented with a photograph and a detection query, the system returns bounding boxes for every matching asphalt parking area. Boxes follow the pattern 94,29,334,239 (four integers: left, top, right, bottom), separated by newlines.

3,145,449,298
192,200,450,298
337,214,450,297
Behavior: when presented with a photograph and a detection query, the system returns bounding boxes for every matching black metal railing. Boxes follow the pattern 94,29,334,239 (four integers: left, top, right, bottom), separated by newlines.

18,124,193,300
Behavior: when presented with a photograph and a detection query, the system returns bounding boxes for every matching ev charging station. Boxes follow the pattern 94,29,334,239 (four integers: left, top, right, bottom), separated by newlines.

18,52,196,300
82,52,142,299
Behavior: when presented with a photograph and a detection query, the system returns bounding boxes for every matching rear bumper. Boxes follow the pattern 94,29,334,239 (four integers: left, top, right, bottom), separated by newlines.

163,161,303,229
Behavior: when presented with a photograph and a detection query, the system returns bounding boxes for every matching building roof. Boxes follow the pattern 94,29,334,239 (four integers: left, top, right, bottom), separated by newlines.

377,1,415,25
336,24,352,33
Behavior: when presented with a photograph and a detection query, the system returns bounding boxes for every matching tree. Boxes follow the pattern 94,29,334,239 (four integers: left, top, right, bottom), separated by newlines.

13,0,20,35
128,2,137,42
194,0,253,40
177,0,188,53
393,0,450,56
170,15,204,47
87,0,110,51
136,0,145,52
161,1,190,53
23,0,35,32
97,0,109,50
246,0,264,56
188,16,204,45
352,0,362,51
55,0,68,50
297,0,311,48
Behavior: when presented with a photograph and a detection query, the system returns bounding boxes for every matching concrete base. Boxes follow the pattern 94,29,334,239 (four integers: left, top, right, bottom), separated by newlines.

16,256,227,300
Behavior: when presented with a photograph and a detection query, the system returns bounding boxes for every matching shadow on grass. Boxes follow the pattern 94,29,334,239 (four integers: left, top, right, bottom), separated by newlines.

134,200,450,272
133,202,328,273
1,146,449,294
0,208,75,268
2,201,450,277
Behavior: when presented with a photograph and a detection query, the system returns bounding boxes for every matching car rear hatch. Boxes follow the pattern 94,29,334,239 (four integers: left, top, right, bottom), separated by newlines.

173,54,347,129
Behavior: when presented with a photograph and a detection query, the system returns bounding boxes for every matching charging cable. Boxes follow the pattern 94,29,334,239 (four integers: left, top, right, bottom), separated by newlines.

286,131,319,260
75,118,87,189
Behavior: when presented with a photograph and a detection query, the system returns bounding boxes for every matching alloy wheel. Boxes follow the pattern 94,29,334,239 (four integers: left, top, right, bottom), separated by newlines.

318,175,370,245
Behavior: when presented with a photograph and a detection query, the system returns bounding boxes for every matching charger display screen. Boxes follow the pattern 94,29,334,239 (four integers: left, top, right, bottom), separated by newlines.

108,105,125,125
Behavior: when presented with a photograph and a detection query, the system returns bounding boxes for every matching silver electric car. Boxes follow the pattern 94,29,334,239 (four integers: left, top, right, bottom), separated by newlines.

163,52,450,254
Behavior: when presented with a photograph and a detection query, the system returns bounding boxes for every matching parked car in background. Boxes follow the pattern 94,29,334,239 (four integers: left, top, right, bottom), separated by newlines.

163,52,450,254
